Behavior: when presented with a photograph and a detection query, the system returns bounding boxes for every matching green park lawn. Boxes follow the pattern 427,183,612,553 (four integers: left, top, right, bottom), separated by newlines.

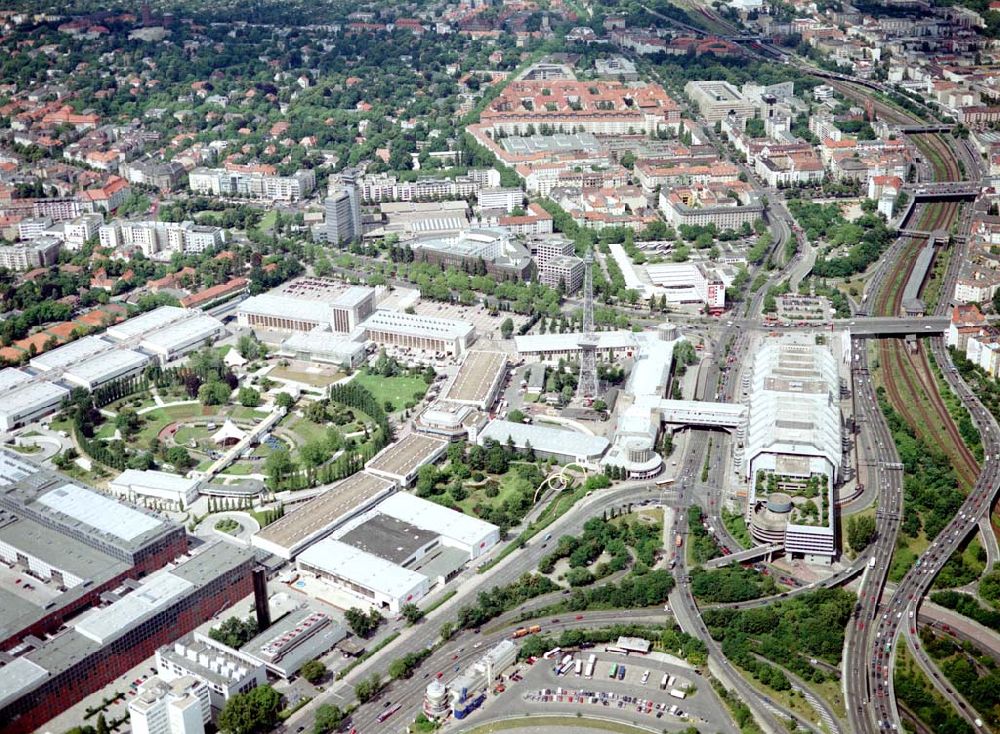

352,372,428,411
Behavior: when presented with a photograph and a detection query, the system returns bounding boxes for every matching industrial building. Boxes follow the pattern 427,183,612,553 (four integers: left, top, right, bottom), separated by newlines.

251,471,396,559
439,350,508,410
365,432,449,486
0,450,188,652
276,331,368,369
376,491,499,561
297,538,431,612
238,608,346,679
359,310,477,356
237,279,376,335
109,469,202,510
410,228,534,282
0,543,255,734
0,307,225,431
743,338,841,560
477,420,610,467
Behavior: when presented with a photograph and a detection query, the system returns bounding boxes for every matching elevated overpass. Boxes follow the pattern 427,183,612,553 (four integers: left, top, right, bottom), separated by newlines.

658,399,746,431
900,124,954,134
837,316,949,336
907,182,981,200
703,542,784,569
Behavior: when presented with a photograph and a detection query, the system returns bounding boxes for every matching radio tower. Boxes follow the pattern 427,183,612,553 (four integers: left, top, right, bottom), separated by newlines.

577,248,599,399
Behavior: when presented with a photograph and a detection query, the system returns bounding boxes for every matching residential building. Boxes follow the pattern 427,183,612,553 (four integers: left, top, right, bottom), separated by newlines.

188,166,315,201
99,220,226,255
0,238,61,270
684,80,756,121
324,180,361,244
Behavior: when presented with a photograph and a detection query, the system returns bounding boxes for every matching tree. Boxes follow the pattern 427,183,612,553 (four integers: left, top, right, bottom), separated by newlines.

345,607,383,637
354,672,382,704
300,659,326,684
847,514,877,552
166,446,194,471
313,704,344,734
217,685,282,734
209,616,259,648
199,380,231,406
275,392,295,410
237,334,263,360
507,408,526,424
95,714,108,734
115,408,142,438
400,602,424,625
264,448,296,487
238,386,261,407
500,317,514,339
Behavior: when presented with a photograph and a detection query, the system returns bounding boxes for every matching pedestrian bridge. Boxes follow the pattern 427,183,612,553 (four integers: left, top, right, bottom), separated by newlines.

658,400,746,430
703,542,784,569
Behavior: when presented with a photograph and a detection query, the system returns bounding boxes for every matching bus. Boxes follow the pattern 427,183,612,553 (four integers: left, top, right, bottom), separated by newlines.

656,478,674,487
609,663,619,679
377,704,402,723
660,674,669,690
584,654,596,678
675,534,683,548
543,647,562,660
574,660,583,676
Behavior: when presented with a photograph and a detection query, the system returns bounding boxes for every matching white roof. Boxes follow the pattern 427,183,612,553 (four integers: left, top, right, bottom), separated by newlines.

0,368,31,395
29,335,112,371
0,380,69,418
0,451,39,488
212,419,246,444
377,492,498,550
746,340,841,478
625,337,673,398
361,310,474,341
281,331,366,359
64,348,150,388
239,293,332,323
514,330,637,354
140,314,224,353
74,570,193,644
0,657,48,707
478,419,609,460
106,306,189,341
36,483,163,542
646,262,707,287
111,469,200,493
298,538,427,600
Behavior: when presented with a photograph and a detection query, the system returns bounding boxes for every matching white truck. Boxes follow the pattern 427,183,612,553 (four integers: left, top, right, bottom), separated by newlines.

669,689,686,700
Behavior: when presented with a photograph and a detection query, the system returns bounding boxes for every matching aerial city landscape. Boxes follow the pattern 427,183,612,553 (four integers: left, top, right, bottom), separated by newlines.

4,0,1000,733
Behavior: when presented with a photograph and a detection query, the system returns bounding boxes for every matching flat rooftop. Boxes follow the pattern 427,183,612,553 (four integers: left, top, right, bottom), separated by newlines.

339,514,433,565
30,336,112,372
298,538,427,599
35,483,163,543
253,471,395,555
106,305,190,341
0,380,69,417
140,313,224,351
479,419,609,459
276,278,374,308
64,348,150,386
361,310,475,341
0,514,129,582
442,350,507,405
0,367,31,395
500,132,601,156
377,491,498,549
365,433,448,480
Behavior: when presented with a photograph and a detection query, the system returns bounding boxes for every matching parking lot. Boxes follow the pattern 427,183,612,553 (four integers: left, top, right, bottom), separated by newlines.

411,300,528,342
470,650,738,734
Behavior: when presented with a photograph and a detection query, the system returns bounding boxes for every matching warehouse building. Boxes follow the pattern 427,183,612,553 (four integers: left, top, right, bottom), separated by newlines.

297,538,430,612
237,279,375,335
360,310,477,356
0,543,254,734
109,469,202,510
251,471,395,559
440,350,507,410
106,306,193,342
139,313,227,364
477,420,610,467
0,381,70,432
29,335,113,373
276,331,368,369
365,432,449,486
63,347,150,390
376,491,499,561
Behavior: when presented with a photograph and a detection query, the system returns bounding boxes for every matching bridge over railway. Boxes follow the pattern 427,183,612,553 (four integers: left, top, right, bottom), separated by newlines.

907,181,982,200
900,124,955,134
